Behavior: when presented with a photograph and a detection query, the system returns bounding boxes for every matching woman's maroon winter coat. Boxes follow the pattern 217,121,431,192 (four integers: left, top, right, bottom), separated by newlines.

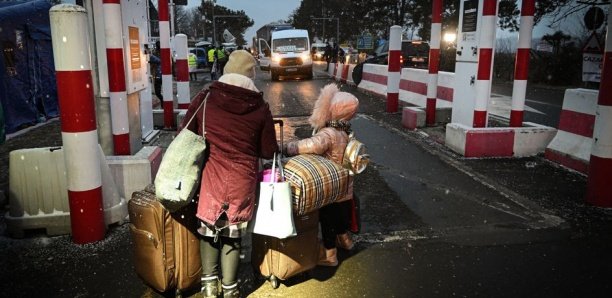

181,81,278,226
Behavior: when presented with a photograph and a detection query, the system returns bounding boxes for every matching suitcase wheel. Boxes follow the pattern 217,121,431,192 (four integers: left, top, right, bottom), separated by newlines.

268,275,280,289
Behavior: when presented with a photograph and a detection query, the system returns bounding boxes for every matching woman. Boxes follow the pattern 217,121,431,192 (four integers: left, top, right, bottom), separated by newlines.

181,50,278,298
284,83,359,267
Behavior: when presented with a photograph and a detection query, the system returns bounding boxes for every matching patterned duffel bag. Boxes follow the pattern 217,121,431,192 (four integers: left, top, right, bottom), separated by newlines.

283,154,350,215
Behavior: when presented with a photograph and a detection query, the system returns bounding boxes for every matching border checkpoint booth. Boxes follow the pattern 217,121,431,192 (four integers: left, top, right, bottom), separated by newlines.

4,0,173,243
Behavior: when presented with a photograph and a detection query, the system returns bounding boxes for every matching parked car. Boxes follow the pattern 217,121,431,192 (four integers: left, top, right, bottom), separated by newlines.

364,40,430,69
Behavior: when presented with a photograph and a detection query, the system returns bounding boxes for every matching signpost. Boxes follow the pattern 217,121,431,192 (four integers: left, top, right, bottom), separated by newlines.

582,32,603,83
357,34,373,50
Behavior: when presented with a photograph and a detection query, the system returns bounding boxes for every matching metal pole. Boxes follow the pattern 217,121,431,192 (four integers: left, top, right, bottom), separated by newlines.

387,25,402,113
473,0,499,128
586,3,612,207
50,4,105,244
175,34,190,109
426,0,443,126
102,0,131,155
336,18,339,45
510,0,535,127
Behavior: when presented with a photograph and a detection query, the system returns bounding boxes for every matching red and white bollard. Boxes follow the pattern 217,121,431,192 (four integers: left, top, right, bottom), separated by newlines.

510,0,535,127
426,0,443,126
159,0,174,128
586,5,612,208
174,34,190,109
102,0,130,155
50,4,106,244
387,25,402,113
473,0,499,128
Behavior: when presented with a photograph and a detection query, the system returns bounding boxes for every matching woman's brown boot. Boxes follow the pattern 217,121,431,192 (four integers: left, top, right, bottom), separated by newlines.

317,243,338,266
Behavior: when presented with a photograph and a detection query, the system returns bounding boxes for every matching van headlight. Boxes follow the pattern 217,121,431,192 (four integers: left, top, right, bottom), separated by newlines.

301,52,311,63
272,53,281,63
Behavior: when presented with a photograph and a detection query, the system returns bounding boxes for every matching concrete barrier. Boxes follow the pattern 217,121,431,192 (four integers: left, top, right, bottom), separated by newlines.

358,63,388,96
399,68,454,108
545,88,598,173
446,122,557,158
106,146,162,201
355,64,455,107
6,146,129,237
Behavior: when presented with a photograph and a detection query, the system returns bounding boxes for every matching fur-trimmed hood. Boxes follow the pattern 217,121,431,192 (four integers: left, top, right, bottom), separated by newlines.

308,83,359,130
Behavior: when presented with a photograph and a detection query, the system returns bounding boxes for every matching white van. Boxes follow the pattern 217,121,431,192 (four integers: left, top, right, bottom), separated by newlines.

258,29,312,81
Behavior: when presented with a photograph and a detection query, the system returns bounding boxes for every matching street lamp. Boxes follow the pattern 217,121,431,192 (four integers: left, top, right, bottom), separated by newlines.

312,17,339,44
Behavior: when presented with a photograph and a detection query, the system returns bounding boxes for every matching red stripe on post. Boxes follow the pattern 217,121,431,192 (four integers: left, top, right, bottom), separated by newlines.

175,60,189,81
56,71,97,132
426,97,437,126
477,48,493,80
388,50,401,72
483,0,498,16
514,49,530,80
558,110,596,137
113,133,130,155
68,187,106,244
428,49,440,74
102,0,120,3
586,155,612,207
598,52,612,106
521,0,535,16
163,101,174,128
387,93,399,113
160,48,172,74
432,0,443,23
158,0,168,20
509,110,524,127
473,110,487,127
106,48,127,92
465,130,514,157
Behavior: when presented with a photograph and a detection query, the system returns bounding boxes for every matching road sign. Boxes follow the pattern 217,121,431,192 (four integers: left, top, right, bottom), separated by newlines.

357,34,373,50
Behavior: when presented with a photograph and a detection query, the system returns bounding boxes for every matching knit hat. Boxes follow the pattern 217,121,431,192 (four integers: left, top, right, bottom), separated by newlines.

223,50,257,79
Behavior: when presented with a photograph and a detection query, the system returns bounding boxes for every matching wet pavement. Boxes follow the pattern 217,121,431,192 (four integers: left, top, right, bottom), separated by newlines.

1,67,612,297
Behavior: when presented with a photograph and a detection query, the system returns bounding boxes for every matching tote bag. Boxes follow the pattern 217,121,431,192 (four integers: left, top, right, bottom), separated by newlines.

154,93,209,212
252,153,297,239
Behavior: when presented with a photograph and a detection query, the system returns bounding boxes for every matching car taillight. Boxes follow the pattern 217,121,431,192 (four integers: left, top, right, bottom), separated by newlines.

400,55,404,65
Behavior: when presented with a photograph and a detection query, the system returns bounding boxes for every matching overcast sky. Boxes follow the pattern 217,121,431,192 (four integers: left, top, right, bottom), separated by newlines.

188,0,301,46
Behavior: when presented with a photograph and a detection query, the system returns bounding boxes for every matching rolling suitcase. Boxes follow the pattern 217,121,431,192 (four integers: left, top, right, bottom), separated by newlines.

128,186,202,294
251,210,319,289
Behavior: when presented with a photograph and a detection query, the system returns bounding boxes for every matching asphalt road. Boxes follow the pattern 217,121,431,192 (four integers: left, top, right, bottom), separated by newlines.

0,62,611,297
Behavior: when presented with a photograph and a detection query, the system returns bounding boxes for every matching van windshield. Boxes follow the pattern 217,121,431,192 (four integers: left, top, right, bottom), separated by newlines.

273,37,308,53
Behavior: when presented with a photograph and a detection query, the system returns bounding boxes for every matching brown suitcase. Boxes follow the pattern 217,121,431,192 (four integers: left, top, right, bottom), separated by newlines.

251,211,319,289
128,188,202,293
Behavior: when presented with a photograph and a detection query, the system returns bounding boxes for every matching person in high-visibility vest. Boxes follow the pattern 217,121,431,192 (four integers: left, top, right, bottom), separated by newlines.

188,52,198,81
208,47,217,80
216,46,228,76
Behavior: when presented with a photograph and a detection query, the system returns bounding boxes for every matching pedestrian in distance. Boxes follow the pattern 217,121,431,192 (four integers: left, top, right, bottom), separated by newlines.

188,52,198,81
148,53,163,101
216,46,228,76
207,46,217,80
324,43,333,71
283,83,359,267
180,49,278,298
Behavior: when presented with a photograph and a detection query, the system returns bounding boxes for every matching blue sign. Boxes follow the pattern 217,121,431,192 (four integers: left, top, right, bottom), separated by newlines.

357,35,373,49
